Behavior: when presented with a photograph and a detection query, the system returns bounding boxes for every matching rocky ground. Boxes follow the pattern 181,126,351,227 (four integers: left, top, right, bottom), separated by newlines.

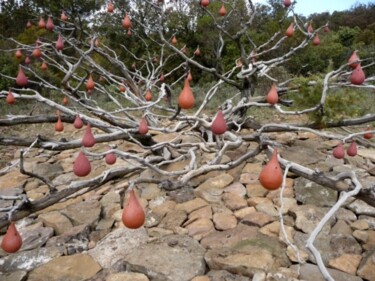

0,123,375,281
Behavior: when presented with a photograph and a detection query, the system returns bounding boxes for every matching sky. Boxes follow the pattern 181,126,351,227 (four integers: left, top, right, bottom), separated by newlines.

254,0,374,16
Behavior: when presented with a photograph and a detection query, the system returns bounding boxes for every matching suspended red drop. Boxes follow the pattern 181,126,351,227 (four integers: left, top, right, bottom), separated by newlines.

1,222,22,253
6,90,15,105
73,151,91,177
266,83,278,105
333,142,345,159
259,149,283,190
74,115,84,129
211,110,227,135
122,190,145,229
82,123,96,147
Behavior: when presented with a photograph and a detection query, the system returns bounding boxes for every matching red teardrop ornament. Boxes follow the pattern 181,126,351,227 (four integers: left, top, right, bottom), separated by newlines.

194,47,201,56
6,90,15,105
312,34,320,46
138,118,149,135
16,66,28,87
86,74,95,91
159,73,165,82
364,127,373,139
259,149,283,190
15,49,23,59
285,23,294,37
145,89,152,101
82,123,96,147
218,4,227,16
350,64,365,85
74,115,83,129
187,72,193,82
333,142,345,159
211,110,227,135
122,190,145,229
38,17,46,29
324,26,330,32
266,83,278,105
61,11,68,21
201,0,209,7
107,1,114,13
178,79,195,109
46,16,54,31
73,151,91,177
348,51,359,69
32,45,42,59
56,35,64,51
105,150,117,165
122,13,132,29
41,61,48,71
307,23,313,33
55,115,64,132
171,36,177,45
26,21,32,28
347,141,357,157
25,56,31,65
284,0,292,8
1,222,22,253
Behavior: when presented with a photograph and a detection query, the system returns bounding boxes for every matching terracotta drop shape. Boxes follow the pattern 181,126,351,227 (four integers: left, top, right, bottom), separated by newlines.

86,74,95,91
266,83,278,105
6,90,15,105
32,45,42,59
56,35,64,51
145,89,152,101
61,11,68,21
312,34,320,46
138,118,149,135
218,4,227,16
364,127,373,139
1,222,22,253
107,1,114,13
73,151,91,177
350,64,365,85
259,149,283,190
187,72,193,82
25,56,31,65
348,51,359,69
194,47,201,56
41,61,48,71
122,13,132,29
347,141,357,157
307,23,313,33
333,143,345,159
46,16,54,31
26,21,32,28
73,115,83,129
105,150,117,165
38,17,46,29
122,190,145,229
119,84,126,92
82,123,96,147
178,79,195,109
55,115,64,132
16,66,28,87
284,0,292,7
285,23,294,37
201,0,209,7
211,110,227,135
15,49,22,59
63,96,69,105
171,36,177,45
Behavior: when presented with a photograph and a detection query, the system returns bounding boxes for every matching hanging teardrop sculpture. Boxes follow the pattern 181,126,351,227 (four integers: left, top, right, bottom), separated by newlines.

46,16,54,31
259,149,283,190
145,89,152,101
122,189,145,229
312,34,320,46
105,150,117,165
61,11,68,21
266,83,278,105
73,115,83,129
73,151,91,177
218,4,227,16
347,141,357,157
55,115,64,132
1,222,22,253
6,90,15,105
38,17,46,29
350,64,365,85
178,79,195,109
82,123,96,147
138,118,149,135
56,35,64,51
285,23,294,37
211,110,227,135
333,142,345,159
122,13,132,29
16,65,28,88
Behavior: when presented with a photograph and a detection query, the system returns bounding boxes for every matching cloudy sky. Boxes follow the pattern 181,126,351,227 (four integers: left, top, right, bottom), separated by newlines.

254,0,374,16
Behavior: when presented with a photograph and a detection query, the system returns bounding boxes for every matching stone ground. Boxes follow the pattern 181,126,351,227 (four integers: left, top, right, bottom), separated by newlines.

1,123,375,281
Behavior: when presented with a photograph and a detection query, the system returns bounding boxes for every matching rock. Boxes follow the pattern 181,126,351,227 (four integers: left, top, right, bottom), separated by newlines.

0,246,64,272
167,187,195,203
335,208,357,222
328,254,362,275
222,193,248,211
280,139,327,166
286,245,309,263
185,218,215,239
357,248,375,281
294,178,338,207
106,272,150,281
194,174,234,203
353,230,368,243
147,227,174,238
201,223,259,249
350,219,369,230
27,254,101,281
124,235,206,281
46,224,90,249
241,212,275,227
38,211,73,235
330,220,352,236
206,270,251,281
0,271,27,281
255,201,279,217
61,199,101,227
357,148,375,162
158,209,187,230
234,207,256,220
224,182,247,197
149,199,176,217
290,263,363,281
363,230,375,250
31,163,64,180
266,178,295,199
289,205,333,234
189,205,213,221
139,183,163,200
252,272,266,281
18,226,54,251
213,213,237,230
259,221,280,238
88,227,148,268
176,198,209,214
191,276,210,281
246,181,268,198
358,215,375,229
100,190,121,206
0,170,28,190
205,233,290,277
96,218,114,231
348,199,375,216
